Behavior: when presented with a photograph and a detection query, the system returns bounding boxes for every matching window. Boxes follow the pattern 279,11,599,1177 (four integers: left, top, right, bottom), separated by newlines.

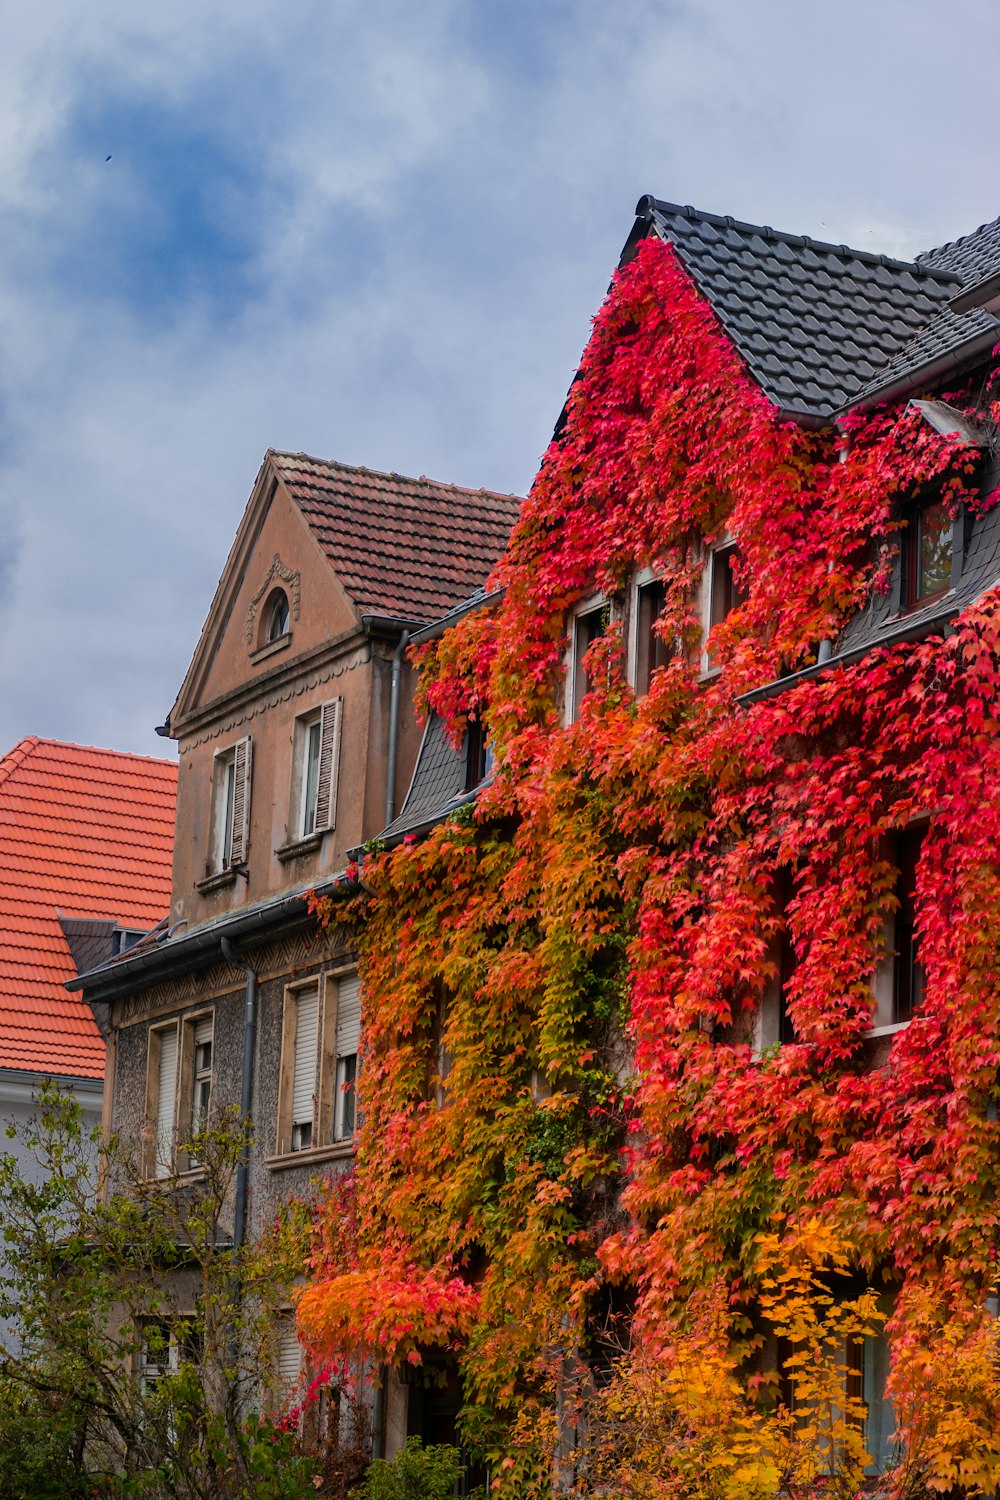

756,872,798,1051
893,827,925,1025
334,973,361,1142
465,716,493,791
139,1318,199,1391
275,1314,303,1398
569,602,605,720
210,737,251,872
904,498,952,610
290,985,319,1151
276,972,361,1156
777,908,798,1045
702,542,746,671
632,577,670,696
145,1013,215,1177
291,701,342,842
112,927,146,956
182,1014,213,1164
145,1023,179,1179
267,589,290,642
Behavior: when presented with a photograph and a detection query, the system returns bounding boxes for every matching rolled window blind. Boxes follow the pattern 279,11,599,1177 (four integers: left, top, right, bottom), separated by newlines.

335,974,361,1059
155,1028,179,1177
292,989,319,1126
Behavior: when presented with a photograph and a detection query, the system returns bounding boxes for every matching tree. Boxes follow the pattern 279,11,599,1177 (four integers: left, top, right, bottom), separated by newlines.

0,1084,318,1500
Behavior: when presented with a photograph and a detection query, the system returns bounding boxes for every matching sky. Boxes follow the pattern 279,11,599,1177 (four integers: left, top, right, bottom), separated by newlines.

1,0,998,760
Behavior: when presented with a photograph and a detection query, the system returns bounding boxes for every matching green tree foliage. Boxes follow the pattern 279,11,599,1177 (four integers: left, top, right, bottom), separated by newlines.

358,1437,480,1500
0,1085,317,1500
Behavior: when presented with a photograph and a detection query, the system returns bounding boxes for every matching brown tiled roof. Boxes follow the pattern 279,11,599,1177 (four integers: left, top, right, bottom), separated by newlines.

0,738,177,1078
269,452,522,624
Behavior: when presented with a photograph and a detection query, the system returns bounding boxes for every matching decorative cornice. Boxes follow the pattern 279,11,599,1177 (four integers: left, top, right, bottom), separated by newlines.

174,637,372,750
113,930,356,1030
246,554,301,645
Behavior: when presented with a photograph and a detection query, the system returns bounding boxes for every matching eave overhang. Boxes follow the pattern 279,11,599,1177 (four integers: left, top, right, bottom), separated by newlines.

66,873,346,1005
736,601,961,708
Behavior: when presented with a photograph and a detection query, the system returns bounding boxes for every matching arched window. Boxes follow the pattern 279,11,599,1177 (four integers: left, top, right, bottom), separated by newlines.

266,590,290,642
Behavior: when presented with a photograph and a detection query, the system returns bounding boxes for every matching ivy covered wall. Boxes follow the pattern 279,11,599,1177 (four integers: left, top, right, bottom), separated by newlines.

301,237,1000,1498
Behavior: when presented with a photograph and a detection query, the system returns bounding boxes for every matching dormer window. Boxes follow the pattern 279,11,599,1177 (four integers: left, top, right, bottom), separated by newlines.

904,498,952,610
465,716,493,790
266,589,290,642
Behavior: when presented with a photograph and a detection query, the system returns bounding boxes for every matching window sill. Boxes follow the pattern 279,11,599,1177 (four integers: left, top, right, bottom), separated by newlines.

866,1021,910,1038
174,1164,208,1184
249,633,292,666
265,1141,355,1172
195,866,245,894
275,831,325,863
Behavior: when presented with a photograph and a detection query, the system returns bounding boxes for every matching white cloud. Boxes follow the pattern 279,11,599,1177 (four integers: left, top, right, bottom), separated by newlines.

1,0,998,755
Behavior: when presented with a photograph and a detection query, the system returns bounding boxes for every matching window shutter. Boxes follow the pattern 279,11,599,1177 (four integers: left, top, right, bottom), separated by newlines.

228,736,252,866
315,700,342,833
155,1028,179,1177
291,989,319,1127
335,973,361,1059
277,1319,302,1386
193,1015,213,1049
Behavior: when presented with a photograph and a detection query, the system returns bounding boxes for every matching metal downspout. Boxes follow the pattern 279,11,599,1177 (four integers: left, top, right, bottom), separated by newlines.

221,937,258,1251
384,630,409,826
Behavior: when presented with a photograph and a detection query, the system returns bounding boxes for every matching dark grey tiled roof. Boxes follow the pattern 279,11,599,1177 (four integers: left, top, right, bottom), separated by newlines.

851,217,1000,407
380,714,474,844
923,216,1000,283
633,198,960,423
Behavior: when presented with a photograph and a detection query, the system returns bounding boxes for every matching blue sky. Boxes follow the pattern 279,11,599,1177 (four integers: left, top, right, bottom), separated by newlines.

1,0,998,757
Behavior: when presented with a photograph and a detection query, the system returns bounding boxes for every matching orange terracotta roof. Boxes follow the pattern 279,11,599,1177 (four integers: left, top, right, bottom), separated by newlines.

0,738,177,1079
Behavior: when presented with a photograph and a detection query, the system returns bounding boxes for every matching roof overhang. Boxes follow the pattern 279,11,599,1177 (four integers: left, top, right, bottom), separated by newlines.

66,873,347,1004
408,590,503,646
950,270,1000,316
842,326,1000,416
736,600,961,708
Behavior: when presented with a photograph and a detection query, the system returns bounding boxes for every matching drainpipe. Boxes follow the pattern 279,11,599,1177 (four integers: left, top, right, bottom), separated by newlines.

221,937,257,1251
384,630,409,826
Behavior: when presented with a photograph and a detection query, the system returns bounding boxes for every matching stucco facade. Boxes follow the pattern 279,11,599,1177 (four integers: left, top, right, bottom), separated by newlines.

72,450,521,1455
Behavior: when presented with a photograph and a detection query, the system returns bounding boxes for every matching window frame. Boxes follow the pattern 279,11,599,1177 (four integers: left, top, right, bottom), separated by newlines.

902,497,955,613
566,594,608,724
286,700,343,849
274,969,360,1160
628,567,671,697
266,588,291,643
464,716,493,792
701,538,746,677
296,711,324,839
209,736,252,873
892,825,926,1026
143,1021,180,1180
176,1010,215,1173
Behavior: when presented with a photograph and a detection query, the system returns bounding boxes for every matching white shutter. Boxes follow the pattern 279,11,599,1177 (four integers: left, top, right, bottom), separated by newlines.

277,1319,303,1388
335,974,361,1060
155,1028,179,1177
228,736,252,866
194,1015,213,1049
315,700,342,832
291,989,319,1126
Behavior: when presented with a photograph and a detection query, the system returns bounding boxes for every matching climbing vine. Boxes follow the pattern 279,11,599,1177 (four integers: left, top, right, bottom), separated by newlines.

302,236,1000,1496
